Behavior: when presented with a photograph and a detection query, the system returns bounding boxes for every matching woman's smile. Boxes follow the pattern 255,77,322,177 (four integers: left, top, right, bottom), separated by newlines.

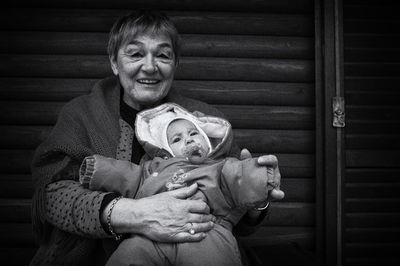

136,79,161,85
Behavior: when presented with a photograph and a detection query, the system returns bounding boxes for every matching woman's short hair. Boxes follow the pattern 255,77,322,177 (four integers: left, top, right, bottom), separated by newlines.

107,9,181,64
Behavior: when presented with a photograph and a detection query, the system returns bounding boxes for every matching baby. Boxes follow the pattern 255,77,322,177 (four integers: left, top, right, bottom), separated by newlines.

80,103,282,266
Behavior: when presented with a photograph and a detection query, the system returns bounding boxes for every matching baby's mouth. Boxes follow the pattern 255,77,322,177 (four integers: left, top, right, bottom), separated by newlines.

183,143,206,163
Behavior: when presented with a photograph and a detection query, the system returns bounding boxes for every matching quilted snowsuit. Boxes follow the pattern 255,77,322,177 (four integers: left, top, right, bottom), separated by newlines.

80,103,274,266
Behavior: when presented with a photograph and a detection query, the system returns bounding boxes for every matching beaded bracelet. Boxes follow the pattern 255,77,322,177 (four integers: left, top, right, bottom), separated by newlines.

107,196,123,241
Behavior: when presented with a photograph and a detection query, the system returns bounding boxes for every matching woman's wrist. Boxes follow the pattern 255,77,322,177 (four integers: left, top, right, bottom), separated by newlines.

101,197,145,235
106,196,124,240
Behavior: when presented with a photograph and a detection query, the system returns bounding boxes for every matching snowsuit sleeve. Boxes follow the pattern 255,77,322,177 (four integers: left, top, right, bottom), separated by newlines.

79,155,143,198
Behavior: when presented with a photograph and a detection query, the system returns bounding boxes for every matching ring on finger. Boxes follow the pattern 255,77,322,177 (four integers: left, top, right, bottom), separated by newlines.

189,223,195,235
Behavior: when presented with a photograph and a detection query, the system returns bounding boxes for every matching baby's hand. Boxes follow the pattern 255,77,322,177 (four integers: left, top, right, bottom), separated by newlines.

240,148,285,201
269,188,285,200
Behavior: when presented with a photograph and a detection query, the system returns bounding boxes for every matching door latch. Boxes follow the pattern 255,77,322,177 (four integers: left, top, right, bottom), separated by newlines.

332,97,345,128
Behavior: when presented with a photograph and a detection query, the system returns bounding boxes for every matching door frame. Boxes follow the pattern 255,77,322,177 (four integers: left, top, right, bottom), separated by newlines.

315,0,345,265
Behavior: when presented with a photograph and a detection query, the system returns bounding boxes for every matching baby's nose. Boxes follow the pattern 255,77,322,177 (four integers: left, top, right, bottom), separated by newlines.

185,138,194,145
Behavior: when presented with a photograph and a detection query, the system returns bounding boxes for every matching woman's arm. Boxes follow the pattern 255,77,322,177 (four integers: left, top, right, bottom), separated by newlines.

102,183,216,242
45,180,113,238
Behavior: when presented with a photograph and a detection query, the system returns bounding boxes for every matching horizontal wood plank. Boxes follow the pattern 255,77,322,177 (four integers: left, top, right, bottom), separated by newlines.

344,76,400,91
346,120,400,134
235,129,315,153
345,168,400,183
238,226,314,248
0,126,315,153
345,198,400,213
0,175,33,199
0,101,315,129
347,105,400,121
0,32,314,59
345,183,400,199
345,227,400,243
0,174,315,202
344,18,400,34
345,213,400,227
262,202,314,226
0,223,35,247
345,62,400,76
0,149,314,177
0,78,315,106
0,9,314,36
0,55,314,82
344,242,400,258
216,105,314,129
0,78,96,101
344,4,400,19
175,81,315,106
0,224,315,251
344,34,400,48
3,0,314,13
344,48,400,62
346,134,400,149
346,150,400,168
0,200,314,226
0,247,37,266
345,258,400,266
345,90,400,105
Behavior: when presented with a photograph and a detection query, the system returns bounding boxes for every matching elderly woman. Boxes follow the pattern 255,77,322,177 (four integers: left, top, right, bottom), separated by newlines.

30,10,283,265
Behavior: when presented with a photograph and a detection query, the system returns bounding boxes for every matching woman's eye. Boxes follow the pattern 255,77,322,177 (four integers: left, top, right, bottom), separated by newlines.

130,52,143,58
158,54,170,59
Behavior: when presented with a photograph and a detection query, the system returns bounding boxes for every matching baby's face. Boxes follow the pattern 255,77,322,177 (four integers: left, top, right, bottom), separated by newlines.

167,119,209,159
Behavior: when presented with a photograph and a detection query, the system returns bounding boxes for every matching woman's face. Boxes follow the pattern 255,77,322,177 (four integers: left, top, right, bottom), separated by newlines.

111,33,176,109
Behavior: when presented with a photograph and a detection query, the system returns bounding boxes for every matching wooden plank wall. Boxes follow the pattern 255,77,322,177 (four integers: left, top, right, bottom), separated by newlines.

343,1,400,265
0,1,315,265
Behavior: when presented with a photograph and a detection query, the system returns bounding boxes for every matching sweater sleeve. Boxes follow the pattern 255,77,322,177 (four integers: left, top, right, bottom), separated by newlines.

45,180,113,238
43,160,113,238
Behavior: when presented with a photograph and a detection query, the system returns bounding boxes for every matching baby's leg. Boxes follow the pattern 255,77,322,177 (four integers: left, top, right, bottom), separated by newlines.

106,235,173,266
175,224,242,266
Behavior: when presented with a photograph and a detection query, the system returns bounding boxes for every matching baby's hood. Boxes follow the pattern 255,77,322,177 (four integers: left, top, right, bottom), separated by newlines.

135,103,233,159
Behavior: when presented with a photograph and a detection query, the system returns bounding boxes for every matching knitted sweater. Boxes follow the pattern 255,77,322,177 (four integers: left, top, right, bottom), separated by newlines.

30,76,240,265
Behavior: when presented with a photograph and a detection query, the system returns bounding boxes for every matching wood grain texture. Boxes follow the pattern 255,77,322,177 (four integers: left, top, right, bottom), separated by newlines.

0,9,314,36
4,0,314,13
0,126,315,153
0,55,314,82
0,200,315,226
0,101,315,129
0,32,314,59
0,174,315,202
346,150,400,167
345,213,400,228
0,149,314,177
0,78,315,106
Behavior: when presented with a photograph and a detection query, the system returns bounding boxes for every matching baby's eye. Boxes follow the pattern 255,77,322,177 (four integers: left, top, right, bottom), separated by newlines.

172,137,181,143
190,131,199,136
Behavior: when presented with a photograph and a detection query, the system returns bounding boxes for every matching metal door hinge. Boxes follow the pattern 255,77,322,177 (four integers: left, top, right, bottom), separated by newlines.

332,97,345,128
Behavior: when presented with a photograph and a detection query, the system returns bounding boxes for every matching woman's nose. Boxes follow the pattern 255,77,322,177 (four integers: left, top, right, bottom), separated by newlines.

142,55,157,73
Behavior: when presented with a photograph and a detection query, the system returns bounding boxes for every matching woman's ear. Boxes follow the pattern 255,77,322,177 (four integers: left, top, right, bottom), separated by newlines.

110,56,119,76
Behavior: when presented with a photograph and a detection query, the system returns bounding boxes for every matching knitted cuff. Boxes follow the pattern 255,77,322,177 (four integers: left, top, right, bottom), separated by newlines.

79,155,96,188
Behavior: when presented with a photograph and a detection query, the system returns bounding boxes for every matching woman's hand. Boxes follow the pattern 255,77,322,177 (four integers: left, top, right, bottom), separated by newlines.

103,183,215,242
